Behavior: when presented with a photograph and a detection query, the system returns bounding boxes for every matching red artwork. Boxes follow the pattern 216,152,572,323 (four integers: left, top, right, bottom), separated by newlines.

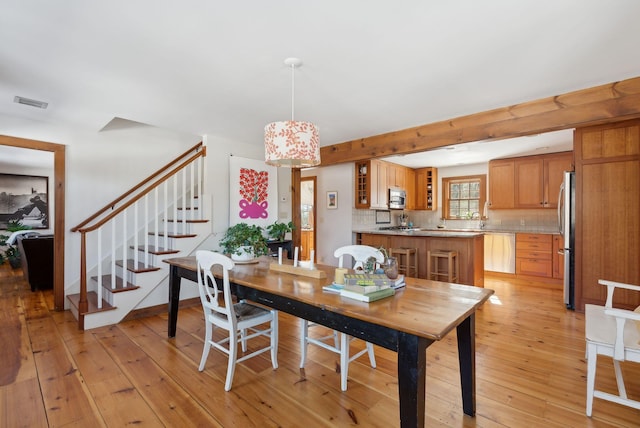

238,167,269,219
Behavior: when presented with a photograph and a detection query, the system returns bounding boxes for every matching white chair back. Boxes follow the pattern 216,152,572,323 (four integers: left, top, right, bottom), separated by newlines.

196,250,236,326
334,245,384,270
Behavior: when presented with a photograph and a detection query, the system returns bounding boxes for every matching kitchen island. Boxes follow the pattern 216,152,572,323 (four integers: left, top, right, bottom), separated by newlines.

355,229,484,287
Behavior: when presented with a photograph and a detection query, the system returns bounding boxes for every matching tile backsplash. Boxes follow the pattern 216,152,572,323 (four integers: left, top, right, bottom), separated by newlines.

353,208,560,233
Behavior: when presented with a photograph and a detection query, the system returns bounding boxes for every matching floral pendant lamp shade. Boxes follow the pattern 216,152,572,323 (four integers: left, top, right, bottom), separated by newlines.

265,58,320,168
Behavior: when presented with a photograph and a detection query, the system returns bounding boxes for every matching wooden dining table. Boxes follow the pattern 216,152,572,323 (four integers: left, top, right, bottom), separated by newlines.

164,256,494,428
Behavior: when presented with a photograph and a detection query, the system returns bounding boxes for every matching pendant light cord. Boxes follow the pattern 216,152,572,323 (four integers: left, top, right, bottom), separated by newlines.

290,63,295,121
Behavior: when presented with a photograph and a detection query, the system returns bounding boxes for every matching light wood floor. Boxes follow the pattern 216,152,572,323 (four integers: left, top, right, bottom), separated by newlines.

1,264,639,428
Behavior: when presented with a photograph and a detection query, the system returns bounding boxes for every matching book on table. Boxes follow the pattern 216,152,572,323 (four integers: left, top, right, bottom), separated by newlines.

322,283,345,293
340,287,395,302
343,273,405,289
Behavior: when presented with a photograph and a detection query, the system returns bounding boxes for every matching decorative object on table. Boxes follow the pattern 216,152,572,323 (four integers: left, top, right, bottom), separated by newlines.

268,261,326,278
0,174,49,229
229,155,277,227
334,267,348,285
376,246,399,279
266,220,295,242
264,57,320,168
326,190,338,209
340,287,395,302
219,222,268,262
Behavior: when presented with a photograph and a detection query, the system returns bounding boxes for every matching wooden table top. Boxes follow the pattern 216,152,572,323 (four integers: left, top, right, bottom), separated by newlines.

165,256,494,341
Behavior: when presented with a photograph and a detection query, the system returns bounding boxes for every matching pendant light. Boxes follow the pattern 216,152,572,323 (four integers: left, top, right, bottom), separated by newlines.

265,58,320,168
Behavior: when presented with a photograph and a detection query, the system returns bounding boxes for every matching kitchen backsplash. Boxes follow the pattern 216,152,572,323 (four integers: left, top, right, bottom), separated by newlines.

352,208,560,233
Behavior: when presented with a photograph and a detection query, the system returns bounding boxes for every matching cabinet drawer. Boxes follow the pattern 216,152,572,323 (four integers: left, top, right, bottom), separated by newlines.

516,241,551,251
516,258,552,277
517,249,552,260
516,233,552,244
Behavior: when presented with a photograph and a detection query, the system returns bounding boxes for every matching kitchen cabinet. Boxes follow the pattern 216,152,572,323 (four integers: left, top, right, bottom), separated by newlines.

515,233,552,278
514,152,573,208
489,152,572,209
354,160,414,210
552,234,564,280
574,119,640,310
488,159,514,209
415,167,437,210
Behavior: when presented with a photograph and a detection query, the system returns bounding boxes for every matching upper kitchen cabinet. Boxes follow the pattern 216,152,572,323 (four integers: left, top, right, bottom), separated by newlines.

354,159,386,209
488,159,515,209
415,167,437,210
489,152,573,209
514,152,573,208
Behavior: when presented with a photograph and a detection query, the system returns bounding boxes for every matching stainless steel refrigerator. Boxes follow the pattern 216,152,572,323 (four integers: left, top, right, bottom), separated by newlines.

558,171,575,309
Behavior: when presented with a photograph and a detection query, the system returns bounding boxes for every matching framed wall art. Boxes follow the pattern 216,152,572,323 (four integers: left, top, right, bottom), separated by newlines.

326,191,338,210
0,173,49,229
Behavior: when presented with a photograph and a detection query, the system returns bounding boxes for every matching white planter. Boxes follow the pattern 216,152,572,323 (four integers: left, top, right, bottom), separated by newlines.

231,246,255,262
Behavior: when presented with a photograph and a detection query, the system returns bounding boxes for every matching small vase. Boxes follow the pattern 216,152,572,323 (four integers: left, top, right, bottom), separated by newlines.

231,246,255,262
384,257,398,279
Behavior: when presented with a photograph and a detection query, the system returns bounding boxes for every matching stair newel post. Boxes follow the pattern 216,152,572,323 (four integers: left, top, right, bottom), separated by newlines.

79,231,88,329
133,203,139,270
122,207,128,280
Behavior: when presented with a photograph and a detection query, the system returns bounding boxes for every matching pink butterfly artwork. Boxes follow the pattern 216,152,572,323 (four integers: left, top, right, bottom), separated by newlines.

238,167,269,219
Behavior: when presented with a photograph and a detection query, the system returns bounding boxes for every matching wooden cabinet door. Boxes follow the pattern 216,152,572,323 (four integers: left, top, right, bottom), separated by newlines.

543,152,573,208
515,158,544,208
369,160,381,208
415,168,427,209
405,167,415,210
575,120,640,310
552,234,564,279
488,159,515,208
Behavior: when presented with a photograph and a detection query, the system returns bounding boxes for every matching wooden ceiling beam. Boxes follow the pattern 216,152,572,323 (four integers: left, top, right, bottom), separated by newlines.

320,76,640,165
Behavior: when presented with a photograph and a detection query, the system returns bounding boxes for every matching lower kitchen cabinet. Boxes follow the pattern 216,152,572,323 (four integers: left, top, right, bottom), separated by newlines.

515,233,553,278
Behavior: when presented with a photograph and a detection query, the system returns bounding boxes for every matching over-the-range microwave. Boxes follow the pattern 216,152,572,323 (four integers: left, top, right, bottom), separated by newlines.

388,187,406,210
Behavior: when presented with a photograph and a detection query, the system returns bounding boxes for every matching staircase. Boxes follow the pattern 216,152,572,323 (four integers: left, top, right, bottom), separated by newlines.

68,142,208,330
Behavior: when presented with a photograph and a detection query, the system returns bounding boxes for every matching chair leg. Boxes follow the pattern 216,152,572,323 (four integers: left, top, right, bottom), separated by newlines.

240,328,248,352
300,319,309,368
225,331,238,392
366,342,377,368
271,310,279,369
586,344,597,417
198,320,212,371
340,333,349,391
612,359,628,399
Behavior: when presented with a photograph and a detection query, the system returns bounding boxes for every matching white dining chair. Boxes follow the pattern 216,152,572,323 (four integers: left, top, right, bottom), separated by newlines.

196,250,278,391
299,245,384,391
585,279,640,416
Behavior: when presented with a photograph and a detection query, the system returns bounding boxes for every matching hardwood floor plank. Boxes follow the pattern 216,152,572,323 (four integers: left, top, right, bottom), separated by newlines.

2,263,640,427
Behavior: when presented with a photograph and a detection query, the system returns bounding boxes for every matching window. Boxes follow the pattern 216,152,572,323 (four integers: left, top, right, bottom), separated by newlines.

442,175,486,220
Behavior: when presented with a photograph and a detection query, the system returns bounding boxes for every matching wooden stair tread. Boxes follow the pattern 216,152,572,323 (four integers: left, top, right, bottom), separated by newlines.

115,259,162,273
91,274,140,292
131,245,180,255
67,292,116,315
148,232,197,239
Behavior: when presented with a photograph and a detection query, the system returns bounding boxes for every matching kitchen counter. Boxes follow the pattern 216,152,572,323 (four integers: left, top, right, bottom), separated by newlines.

356,230,485,287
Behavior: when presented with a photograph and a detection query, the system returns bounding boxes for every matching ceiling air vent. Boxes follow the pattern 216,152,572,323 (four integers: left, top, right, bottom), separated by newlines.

13,96,48,109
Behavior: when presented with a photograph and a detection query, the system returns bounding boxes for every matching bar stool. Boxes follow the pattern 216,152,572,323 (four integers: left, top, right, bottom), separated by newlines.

427,250,459,282
389,248,418,277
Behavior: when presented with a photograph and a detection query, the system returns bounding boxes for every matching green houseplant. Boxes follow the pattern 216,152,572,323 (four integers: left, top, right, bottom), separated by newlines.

266,220,295,242
0,220,32,268
219,222,268,261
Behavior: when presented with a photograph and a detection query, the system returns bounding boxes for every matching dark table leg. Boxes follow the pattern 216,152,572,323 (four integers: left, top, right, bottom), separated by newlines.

456,314,476,416
397,332,431,428
168,264,182,338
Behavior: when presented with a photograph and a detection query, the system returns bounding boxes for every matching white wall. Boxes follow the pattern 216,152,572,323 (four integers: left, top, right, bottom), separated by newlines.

302,163,353,266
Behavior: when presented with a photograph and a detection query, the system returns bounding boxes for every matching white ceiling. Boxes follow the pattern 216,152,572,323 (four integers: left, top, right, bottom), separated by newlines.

1,1,638,168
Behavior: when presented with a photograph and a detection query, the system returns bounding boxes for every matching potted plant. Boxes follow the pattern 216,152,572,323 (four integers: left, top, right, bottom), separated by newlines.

219,222,268,261
266,220,295,242
0,220,32,269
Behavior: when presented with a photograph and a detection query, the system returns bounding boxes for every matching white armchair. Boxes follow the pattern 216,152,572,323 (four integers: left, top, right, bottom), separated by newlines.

585,279,640,416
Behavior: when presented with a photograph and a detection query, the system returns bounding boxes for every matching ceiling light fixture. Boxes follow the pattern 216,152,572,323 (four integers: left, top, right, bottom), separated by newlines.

264,58,320,168
14,96,48,109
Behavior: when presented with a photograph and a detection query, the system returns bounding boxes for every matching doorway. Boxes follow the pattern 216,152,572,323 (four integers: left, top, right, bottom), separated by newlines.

0,136,65,310
300,177,316,262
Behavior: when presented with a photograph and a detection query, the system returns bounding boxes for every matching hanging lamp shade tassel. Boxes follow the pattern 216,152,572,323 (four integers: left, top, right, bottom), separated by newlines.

265,120,320,167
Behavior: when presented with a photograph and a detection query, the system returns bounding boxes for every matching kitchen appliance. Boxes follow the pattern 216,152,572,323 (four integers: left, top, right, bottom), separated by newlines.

388,187,406,210
558,171,575,309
